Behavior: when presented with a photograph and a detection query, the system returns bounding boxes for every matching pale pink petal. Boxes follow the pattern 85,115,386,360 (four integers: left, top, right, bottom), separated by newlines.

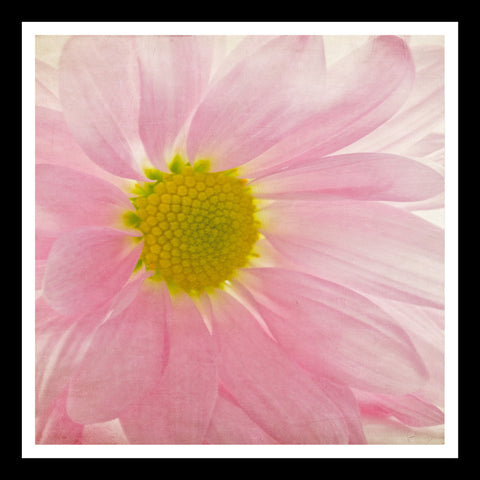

36,59,61,110
251,153,444,202
348,86,444,159
59,36,145,180
260,201,444,308
136,36,215,167
212,35,327,88
204,388,278,444
67,281,170,424
35,260,47,292
81,419,129,444
106,267,153,320
35,298,103,435
42,227,142,316
204,290,364,444
235,268,428,394
401,193,445,214
403,132,445,160
36,273,151,435
36,164,133,237
36,299,73,425
209,36,277,85
320,381,367,445
356,390,444,428
366,297,445,407
338,45,444,158
120,293,217,444
36,389,83,444
187,36,327,171
35,106,92,168
240,36,415,178
361,415,444,444
36,229,57,261
35,106,125,185
397,133,445,213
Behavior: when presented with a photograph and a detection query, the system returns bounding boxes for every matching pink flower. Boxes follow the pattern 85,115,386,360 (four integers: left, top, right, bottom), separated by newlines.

35,35,445,445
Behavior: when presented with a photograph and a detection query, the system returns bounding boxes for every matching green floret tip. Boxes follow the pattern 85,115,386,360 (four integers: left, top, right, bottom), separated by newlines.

132,183,146,195
123,211,141,227
143,182,155,195
133,258,143,272
224,167,239,177
193,159,211,173
169,154,185,174
144,168,164,181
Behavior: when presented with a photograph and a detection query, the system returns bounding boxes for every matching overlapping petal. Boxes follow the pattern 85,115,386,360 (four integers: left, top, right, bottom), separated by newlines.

204,290,365,444
361,415,444,444
35,59,61,110
240,35,415,178
42,227,142,316
136,36,215,168
36,388,83,444
119,293,217,443
355,390,444,428
235,268,428,394
81,419,129,444
251,152,444,202
36,164,133,238
66,281,170,424
35,106,120,183
204,388,278,444
260,200,444,308
187,36,327,172
35,298,103,441
366,297,445,407
208,36,277,85
59,36,145,180
338,44,444,158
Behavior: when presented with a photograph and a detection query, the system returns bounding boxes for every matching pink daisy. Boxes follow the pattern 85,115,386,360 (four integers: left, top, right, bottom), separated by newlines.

35,35,445,445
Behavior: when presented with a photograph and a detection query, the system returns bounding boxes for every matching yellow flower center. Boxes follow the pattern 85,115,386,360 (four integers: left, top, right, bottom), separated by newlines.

125,160,260,294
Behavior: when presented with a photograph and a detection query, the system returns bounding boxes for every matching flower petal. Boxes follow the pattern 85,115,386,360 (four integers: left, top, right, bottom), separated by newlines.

35,297,100,435
59,36,145,180
36,260,47,292
36,164,133,237
43,227,142,315
119,293,217,444
361,415,444,444
36,388,83,444
338,45,444,158
407,134,445,162
67,281,169,424
235,268,428,394
260,201,444,308
136,36,215,168
35,106,123,184
81,419,129,444
209,36,277,85
36,59,61,110
241,35,415,178
205,290,363,444
204,388,278,444
356,391,444,428
251,153,444,202
187,36,326,171
366,297,445,407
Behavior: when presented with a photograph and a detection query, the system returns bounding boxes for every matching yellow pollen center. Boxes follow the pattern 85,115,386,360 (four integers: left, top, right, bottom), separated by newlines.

128,164,260,294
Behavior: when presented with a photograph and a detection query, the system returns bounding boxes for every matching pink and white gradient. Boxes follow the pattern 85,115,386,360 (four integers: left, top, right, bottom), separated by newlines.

35,35,445,445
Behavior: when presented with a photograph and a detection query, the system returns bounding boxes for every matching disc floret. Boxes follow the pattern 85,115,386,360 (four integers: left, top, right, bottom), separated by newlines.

126,159,260,294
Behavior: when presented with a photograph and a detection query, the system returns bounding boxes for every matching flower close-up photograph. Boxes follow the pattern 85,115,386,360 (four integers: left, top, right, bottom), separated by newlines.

29,25,457,455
